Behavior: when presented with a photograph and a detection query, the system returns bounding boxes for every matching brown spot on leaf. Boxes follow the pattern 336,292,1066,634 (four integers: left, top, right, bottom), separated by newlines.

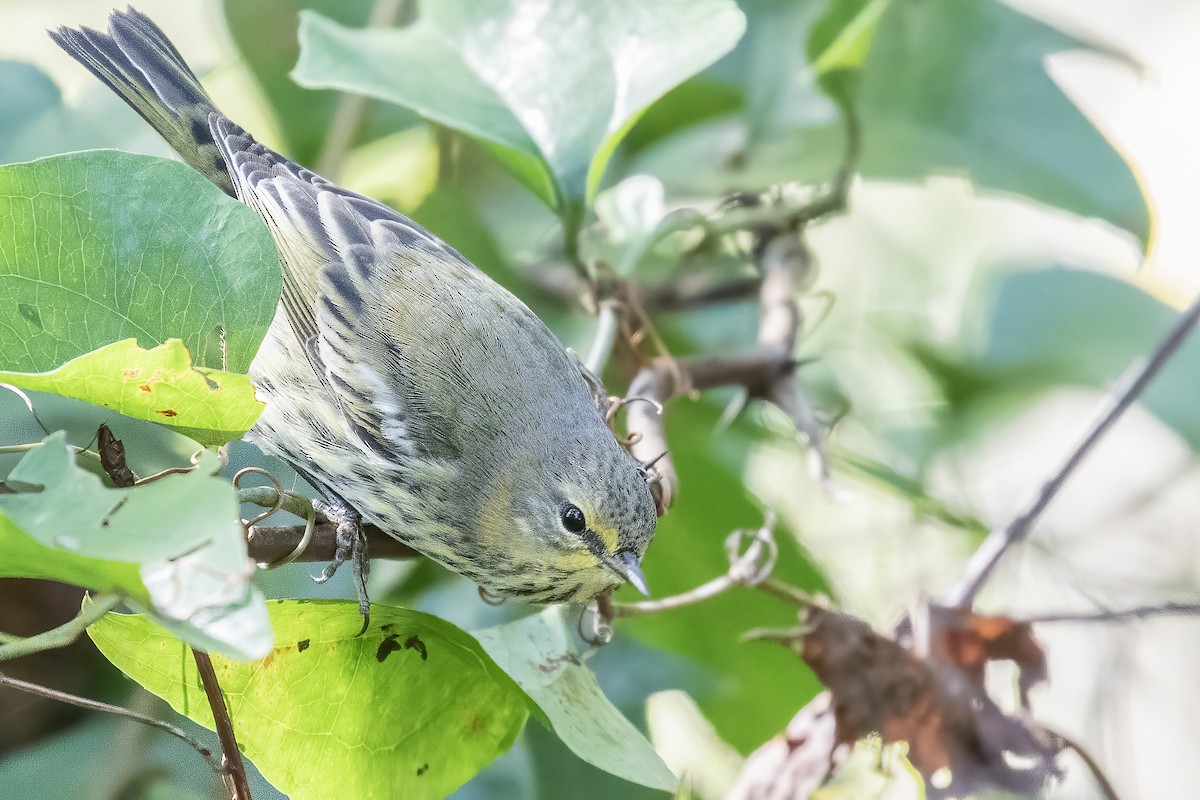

536,653,581,673
122,369,140,379
297,639,310,653
416,763,429,776
259,650,276,670
403,635,427,661
156,409,178,417
468,711,484,734
376,634,402,663
138,383,152,392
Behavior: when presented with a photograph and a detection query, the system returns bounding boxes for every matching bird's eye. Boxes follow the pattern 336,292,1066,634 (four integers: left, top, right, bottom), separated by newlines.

560,503,587,534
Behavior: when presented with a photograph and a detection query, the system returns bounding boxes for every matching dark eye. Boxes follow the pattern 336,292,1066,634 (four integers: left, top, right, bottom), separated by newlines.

560,503,586,533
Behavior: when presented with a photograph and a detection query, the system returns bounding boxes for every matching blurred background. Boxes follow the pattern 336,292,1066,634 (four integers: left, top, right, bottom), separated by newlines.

3,0,1200,798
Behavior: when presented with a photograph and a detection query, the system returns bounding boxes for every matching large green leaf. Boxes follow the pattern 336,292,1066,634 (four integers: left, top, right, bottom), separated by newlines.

621,400,829,753
630,0,1148,243
856,0,1149,243
89,600,529,800
293,0,746,209
0,151,280,373
220,0,419,166
0,339,263,446
474,607,678,792
0,432,269,659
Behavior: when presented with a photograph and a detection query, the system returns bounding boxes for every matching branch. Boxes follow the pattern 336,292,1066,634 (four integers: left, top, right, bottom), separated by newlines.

1026,600,1200,625
624,236,829,510
1040,726,1121,800
613,517,780,617
247,522,419,563
193,650,252,800
947,291,1200,608
0,672,225,774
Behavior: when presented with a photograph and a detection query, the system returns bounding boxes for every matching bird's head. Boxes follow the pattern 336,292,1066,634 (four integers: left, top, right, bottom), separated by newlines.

475,439,658,604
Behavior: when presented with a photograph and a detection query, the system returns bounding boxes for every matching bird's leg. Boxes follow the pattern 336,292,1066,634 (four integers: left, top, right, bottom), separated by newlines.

312,497,371,634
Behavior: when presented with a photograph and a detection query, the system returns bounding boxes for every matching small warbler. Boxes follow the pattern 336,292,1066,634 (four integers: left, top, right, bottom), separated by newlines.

52,8,657,619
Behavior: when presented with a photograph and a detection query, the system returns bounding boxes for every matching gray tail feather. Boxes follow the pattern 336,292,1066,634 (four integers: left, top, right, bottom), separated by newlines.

50,6,235,195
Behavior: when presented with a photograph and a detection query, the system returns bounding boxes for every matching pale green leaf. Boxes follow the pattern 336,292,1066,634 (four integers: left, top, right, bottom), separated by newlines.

293,0,746,207
475,607,678,792
0,432,269,658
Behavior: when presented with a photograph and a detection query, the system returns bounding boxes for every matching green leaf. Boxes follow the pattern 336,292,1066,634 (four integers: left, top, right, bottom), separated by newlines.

632,0,1149,243
89,600,529,800
220,0,419,165
0,432,269,659
474,607,678,792
622,400,829,752
0,512,144,600
856,0,1149,242
293,0,746,208
0,150,280,373
0,339,263,446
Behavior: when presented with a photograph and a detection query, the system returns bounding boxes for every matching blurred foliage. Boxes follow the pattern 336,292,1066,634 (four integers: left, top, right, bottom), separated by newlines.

0,0,1162,797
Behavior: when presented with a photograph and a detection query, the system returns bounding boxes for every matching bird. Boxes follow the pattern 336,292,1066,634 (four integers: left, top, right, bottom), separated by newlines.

51,7,657,625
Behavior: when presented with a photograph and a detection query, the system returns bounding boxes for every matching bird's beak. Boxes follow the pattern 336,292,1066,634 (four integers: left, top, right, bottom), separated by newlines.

612,550,650,596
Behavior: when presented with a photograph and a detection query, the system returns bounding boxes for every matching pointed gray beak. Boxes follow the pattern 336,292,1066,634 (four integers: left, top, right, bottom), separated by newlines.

612,550,650,596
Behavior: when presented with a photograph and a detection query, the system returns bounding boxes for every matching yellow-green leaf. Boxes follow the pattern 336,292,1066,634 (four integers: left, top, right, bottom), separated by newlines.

0,339,263,446
90,600,529,800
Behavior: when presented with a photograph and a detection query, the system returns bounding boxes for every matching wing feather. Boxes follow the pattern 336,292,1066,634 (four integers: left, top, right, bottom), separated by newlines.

207,114,464,463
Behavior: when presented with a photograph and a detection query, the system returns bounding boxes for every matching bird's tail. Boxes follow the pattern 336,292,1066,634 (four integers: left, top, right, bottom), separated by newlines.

50,7,236,196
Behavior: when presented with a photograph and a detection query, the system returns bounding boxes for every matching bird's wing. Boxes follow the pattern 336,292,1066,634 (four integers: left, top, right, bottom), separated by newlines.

208,116,474,464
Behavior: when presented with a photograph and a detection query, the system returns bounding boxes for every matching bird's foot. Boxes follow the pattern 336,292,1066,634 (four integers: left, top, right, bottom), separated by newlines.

312,498,371,635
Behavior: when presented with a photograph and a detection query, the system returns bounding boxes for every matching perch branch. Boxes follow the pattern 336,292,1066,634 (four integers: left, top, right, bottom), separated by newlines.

246,522,420,563
947,290,1200,608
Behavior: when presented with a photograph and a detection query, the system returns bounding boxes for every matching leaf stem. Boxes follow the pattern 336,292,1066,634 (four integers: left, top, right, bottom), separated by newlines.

0,593,122,661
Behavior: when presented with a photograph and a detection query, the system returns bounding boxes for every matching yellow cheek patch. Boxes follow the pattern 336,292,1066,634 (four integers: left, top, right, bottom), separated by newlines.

590,521,620,555
557,549,600,571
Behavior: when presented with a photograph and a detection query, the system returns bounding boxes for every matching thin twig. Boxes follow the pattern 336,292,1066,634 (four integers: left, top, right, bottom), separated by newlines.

948,291,1200,608
1041,726,1122,800
193,650,251,800
613,573,741,617
0,594,122,661
613,519,778,617
0,672,225,774
1027,601,1200,625
756,577,818,608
